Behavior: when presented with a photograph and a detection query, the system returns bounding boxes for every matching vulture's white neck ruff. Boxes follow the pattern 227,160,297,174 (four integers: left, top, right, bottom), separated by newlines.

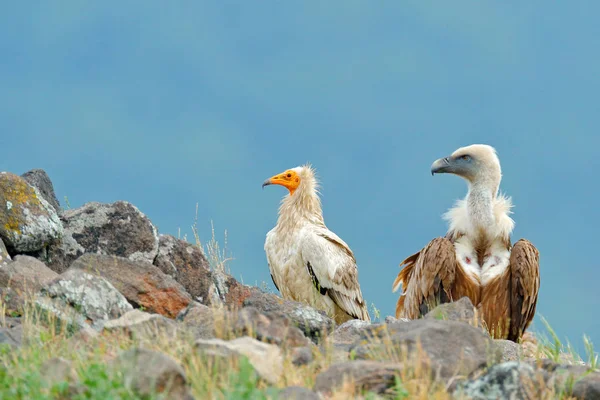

444,158,514,242
276,166,325,231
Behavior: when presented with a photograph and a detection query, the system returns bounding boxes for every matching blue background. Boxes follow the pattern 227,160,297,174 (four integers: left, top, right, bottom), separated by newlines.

2,2,598,352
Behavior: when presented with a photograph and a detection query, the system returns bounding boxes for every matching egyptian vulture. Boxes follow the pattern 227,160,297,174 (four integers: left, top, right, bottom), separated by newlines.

262,164,371,324
393,144,540,342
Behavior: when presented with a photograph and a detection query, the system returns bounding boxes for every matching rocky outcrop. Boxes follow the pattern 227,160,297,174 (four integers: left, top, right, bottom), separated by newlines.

46,201,159,273
69,253,192,318
0,167,597,399
0,172,63,254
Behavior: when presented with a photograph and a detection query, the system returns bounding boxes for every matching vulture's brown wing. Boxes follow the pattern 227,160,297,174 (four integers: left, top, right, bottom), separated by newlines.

508,239,540,342
394,237,457,319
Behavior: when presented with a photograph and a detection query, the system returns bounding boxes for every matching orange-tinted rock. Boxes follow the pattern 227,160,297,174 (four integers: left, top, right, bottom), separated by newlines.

69,253,192,318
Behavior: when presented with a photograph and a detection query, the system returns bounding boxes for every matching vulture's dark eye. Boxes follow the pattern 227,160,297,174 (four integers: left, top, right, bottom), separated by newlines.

287,173,292,178
461,155,471,161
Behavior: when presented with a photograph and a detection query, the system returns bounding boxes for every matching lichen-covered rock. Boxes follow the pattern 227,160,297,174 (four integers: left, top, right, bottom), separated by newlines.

314,360,405,396
242,290,335,343
154,234,215,303
0,255,58,314
38,268,133,331
21,169,61,213
46,201,159,273
195,336,283,384
111,348,193,400
453,361,551,400
70,253,192,318
353,319,502,381
0,172,63,253
0,238,10,267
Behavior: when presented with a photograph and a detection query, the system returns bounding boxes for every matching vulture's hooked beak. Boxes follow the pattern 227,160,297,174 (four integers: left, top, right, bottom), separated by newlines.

431,157,452,176
261,179,272,189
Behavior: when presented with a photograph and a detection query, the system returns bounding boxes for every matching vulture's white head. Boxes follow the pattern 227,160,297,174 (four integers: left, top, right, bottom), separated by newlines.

430,144,502,193
261,164,318,196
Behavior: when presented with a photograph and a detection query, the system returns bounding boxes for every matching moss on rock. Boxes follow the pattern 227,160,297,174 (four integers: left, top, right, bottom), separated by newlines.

0,172,63,253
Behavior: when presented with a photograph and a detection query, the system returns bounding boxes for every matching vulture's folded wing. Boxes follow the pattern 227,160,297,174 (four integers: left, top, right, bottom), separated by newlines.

509,239,540,341
394,237,458,319
300,228,370,321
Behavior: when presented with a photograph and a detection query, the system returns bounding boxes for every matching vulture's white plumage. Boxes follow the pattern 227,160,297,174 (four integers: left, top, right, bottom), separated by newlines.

393,144,540,342
263,165,370,324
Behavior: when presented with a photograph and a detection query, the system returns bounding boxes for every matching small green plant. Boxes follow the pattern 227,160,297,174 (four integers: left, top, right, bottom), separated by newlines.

583,334,598,370
370,303,381,322
64,195,72,210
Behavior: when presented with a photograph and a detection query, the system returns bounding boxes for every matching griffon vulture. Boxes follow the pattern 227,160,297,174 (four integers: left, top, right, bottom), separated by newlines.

263,164,371,324
393,144,540,341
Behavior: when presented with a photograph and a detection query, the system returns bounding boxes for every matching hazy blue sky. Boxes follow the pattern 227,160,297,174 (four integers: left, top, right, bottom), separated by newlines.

2,2,599,351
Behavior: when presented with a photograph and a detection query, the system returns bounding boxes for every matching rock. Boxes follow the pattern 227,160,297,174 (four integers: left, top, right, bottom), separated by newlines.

34,295,98,335
242,290,335,343
1,317,21,328
278,386,320,400
0,255,58,313
454,361,551,400
572,371,600,399
195,336,283,384
21,169,61,213
154,234,215,303
332,319,372,345
176,302,216,339
425,296,482,326
103,309,178,340
40,357,78,385
69,253,192,318
0,325,22,347
0,238,10,266
291,346,314,366
212,270,257,308
38,268,133,331
112,348,192,400
353,319,501,381
314,360,405,396
235,307,310,348
46,201,159,273
0,172,63,253
495,339,523,362
528,359,595,395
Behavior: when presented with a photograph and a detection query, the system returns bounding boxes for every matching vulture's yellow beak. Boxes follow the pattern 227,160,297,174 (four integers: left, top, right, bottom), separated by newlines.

262,169,301,195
